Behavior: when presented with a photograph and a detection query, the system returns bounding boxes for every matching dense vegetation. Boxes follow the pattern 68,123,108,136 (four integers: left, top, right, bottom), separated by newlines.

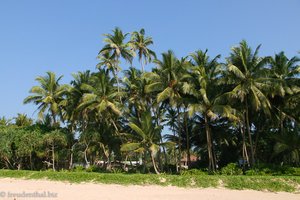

0,27,299,175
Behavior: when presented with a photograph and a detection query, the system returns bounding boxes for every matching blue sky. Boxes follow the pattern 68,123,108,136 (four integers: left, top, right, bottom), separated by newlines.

0,0,299,119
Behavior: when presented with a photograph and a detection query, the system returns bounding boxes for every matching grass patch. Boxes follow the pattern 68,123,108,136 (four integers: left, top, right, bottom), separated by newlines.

222,176,298,192
0,170,299,193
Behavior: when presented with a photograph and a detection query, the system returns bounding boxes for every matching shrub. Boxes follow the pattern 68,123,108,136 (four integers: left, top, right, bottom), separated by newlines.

73,166,85,172
245,163,300,176
111,168,124,174
86,165,104,173
220,163,243,175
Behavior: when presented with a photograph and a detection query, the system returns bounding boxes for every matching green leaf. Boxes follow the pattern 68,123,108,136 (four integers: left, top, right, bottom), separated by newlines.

120,143,141,152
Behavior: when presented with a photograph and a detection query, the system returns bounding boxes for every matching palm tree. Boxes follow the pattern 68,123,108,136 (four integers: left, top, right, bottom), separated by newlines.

23,72,69,126
65,70,92,126
164,113,195,167
267,52,300,133
121,110,162,174
0,117,12,126
130,28,156,72
272,121,300,166
145,50,185,106
225,40,270,166
14,113,33,127
77,69,121,131
97,52,120,90
145,50,188,171
98,27,134,94
123,67,152,118
187,50,237,171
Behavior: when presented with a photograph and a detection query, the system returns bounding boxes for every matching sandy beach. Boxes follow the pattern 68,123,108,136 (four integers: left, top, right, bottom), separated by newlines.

0,178,298,200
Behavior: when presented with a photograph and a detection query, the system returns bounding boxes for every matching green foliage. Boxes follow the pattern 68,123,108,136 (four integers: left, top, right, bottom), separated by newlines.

23,71,69,124
73,166,85,172
85,165,105,173
245,164,300,176
220,163,243,175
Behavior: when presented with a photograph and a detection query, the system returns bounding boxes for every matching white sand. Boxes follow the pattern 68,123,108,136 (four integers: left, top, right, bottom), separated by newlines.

0,178,299,200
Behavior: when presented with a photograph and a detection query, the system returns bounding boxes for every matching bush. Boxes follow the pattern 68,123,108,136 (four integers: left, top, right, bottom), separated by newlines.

220,163,243,175
73,165,85,172
111,168,124,174
292,167,300,176
85,165,105,173
245,163,300,176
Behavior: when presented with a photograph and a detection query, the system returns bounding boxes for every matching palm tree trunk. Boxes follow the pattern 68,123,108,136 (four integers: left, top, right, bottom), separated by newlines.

184,109,191,168
245,98,255,167
69,150,73,170
141,60,145,73
106,150,112,171
69,143,76,169
52,143,55,171
123,155,128,170
154,105,165,171
29,151,33,170
52,113,57,127
114,57,122,103
142,151,147,173
240,122,249,171
160,137,168,167
204,114,215,172
279,106,284,135
84,145,90,168
176,107,182,173
150,151,160,174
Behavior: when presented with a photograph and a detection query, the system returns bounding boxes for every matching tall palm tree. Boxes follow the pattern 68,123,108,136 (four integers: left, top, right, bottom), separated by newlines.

267,52,300,133
130,28,156,72
145,50,188,171
187,50,237,171
23,72,68,126
225,40,270,166
98,27,134,94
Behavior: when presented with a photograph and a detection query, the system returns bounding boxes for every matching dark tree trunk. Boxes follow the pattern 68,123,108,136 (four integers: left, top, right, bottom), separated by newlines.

184,110,191,168
240,121,249,171
204,114,215,172
245,98,255,167
176,107,182,173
